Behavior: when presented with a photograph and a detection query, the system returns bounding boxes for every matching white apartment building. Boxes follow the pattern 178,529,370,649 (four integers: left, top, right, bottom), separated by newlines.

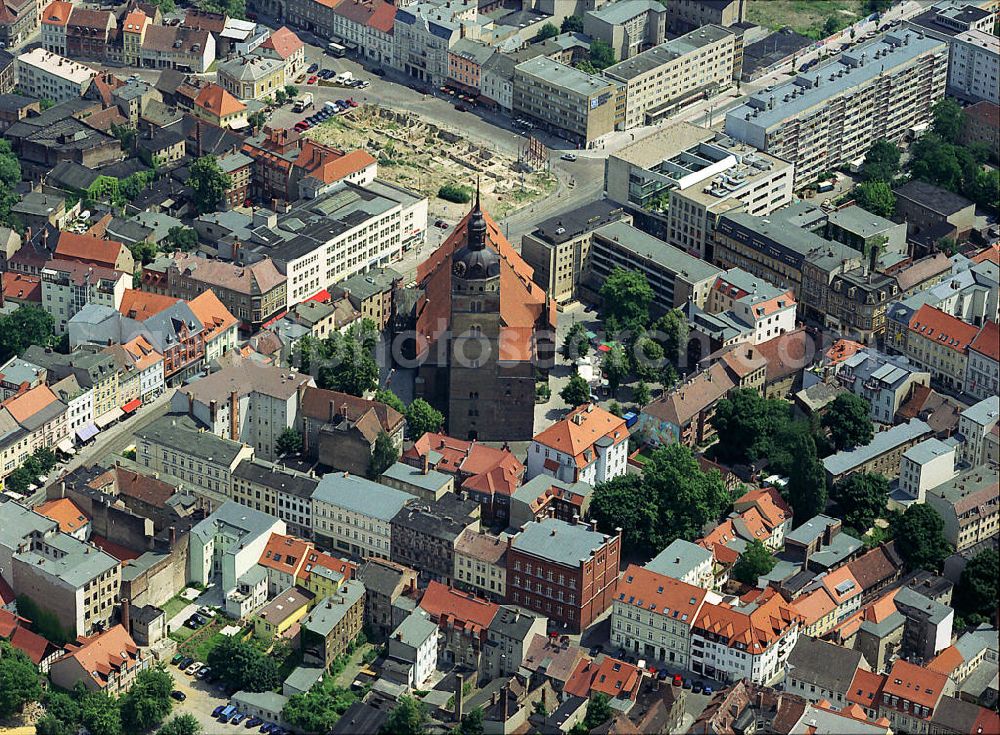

40,0,71,55
926,465,999,552
388,611,439,689
50,374,93,441
835,348,930,425
329,0,395,65
726,30,948,188
707,269,797,345
690,591,800,685
604,123,793,259
645,539,716,590
41,262,131,336
16,48,96,103
232,458,317,540
171,361,314,461
612,564,709,669
898,437,956,503
948,29,999,104
391,0,473,86
189,501,286,593
958,395,1000,467
604,24,736,130
121,335,164,401
311,472,414,560
526,403,629,486
965,322,999,402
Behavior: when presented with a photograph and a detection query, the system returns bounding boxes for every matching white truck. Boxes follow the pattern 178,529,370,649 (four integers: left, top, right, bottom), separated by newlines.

293,92,313,112
334,71,353,86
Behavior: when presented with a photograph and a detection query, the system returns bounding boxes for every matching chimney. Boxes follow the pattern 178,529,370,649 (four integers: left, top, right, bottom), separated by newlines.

169,526,176,549
422,453,429,475
454,672,464,722
501,686,510,723
230,390,239,441
329,400,336,422
120,598,130,633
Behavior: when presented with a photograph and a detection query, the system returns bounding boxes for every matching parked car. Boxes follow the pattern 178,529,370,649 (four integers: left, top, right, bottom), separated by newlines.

170,690,186,702
307,63,319,73
197,606,216,618
231,713,247,725
171,653,184,665
454,104,468,112
246,718,263,728
434,219,448,229
178,657,194,669
213,706,226,718
561,153,577,161
672,674,683,687
184,662,202,676
703,685,714,696
196,666,211,679
683,678,693,689
692,682,704,694
307,75,318,84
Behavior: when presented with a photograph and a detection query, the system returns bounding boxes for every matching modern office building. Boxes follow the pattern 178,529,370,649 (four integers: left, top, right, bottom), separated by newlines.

725,30,948,187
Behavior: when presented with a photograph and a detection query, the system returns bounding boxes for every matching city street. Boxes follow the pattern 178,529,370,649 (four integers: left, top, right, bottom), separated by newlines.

65,390,173,473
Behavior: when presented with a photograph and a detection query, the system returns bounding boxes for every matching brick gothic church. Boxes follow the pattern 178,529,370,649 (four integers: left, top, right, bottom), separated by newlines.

413,191,555,441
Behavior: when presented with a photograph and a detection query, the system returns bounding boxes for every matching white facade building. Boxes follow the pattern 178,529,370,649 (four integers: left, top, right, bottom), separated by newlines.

16,48,96,103
948,29,999,104
311,473,414,560
188,501,285,593
526,403,629,486
898,437,956,503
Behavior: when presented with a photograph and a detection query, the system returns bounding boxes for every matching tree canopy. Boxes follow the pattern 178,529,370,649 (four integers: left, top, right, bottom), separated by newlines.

860,139,901,184
187,156,232,215
374,389,406,414
600,268,652,334
786,429,827,524
931,98,964,144
583,693,612,730
711,389,792,467
276,427,303,457
120,666,174,733
302,321,380,396
561,15,583,32
405,398,445,437
368,431,399,479
80,691,122,735
822,393,874,451
853,181,895,218
731,539,777,585
832,472,889,535
0,305,56,363
158,715,201,735
954,548,998,627
589,39,616,70
561,322,590,362
590,444,731,555
381,696,427,735
0,641,41,718
560,372,591,407
534,22,559,41
892,504,952,572
602,344,628,396
0,139,22,229
207,637,279,693
283,680,356,734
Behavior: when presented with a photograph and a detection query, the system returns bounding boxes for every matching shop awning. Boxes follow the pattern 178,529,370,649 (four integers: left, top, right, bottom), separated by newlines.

56,438,76,455
122,398,142,414
76,423,99,442
95,408,124,429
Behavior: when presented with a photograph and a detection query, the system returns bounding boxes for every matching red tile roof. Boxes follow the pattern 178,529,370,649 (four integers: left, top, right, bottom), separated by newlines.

418,580,499,636
54,232,127,269
615,564,706,626
1,272,41,303
118,290,180,320
0,609,54,665
908,304,979,354
332,0,396,33
532,403,628,464
35,498,89,535
882,659,950,713
260,26,303,59
693,587,801,654
848,668,886,710
194,83,247,118
564,656,642,701
41,0,72,25
259,533,311,578
114,467,175,508
403,432,524,497
969,320,999,362
54,625,142,689
2,384,59,424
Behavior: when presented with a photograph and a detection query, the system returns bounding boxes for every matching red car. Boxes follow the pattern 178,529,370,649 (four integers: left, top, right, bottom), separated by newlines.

307,75,318,84
294,121,310,131
672,674,683,687
347,98,358,107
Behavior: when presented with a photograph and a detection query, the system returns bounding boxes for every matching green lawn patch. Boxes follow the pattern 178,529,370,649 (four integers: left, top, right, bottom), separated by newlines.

161,596,189,621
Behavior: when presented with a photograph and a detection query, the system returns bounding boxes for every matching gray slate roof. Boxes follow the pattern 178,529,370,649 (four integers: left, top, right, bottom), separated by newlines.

510,518,612,567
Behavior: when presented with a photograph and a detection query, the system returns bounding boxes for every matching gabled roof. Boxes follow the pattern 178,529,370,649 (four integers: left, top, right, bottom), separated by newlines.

881,659,949,712
641,361,734,427
532,403,628,463
194,83,247,118
564,656,641,701
908,304,979,353
300,386,404,438
52,625,141,689
615,564,706,626
693,587,801,654
418,580,499,636
403,431,524,497
259,533,311,579
969,320,999,362
54,232,127,269
41,0,71,25
259,26,302,59
118,290,180,320
35,498,89,535
2,384,59,425
188,289,239,338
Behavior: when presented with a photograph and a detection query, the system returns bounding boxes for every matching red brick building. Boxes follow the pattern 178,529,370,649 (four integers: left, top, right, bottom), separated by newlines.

506,517,621,633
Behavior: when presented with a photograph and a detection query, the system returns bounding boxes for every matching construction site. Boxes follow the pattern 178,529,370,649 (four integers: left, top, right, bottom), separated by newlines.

303,104,557,221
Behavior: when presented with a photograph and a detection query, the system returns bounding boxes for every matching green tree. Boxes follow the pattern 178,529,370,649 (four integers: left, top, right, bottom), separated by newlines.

405,398,445,437
284,84,298,99
0,305,56,362
561,321,590,361
166,226,199,251
786,430,827,524
120,666,174,733
560,372,591,407
248,109,267,131
130,240,158,266
456,707,484,735
589,39,615,70
955,549,998,623
276,427,303,456
833,472,889,535
0,139,20,228
158,714,201,735
80,691,122,735
909,133,964,193
937,237,959,256
632,337,664,381
0,641,41,718
603,344,628,396
584,693,612,730
861,139,901,183
16,594,70,645
711,389,791,465
275,89,289,106
561,15,583,32
651,309,688,367
283,682,355,735
533,22,559,41
43,691,81,729
822,16,840,36
374,389,406,414
892,504,952,572
931,98,964,144
822,393,874,450
575,60,598,74
731,539,777,584
187,156,232,215
438,184,472,203
368,431,399,479
632,380,650,407
36,715,74,735
315,322,379,396
381,696,427,735
111,123,136,152
854,181,895,218
207,637,279,693
600,267,653,334
591,444,731,555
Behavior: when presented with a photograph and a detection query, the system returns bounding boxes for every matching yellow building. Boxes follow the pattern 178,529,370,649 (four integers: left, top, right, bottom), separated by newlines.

193,83,248,130
121,10,150,66
253,586,314,640
217,55,286,101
